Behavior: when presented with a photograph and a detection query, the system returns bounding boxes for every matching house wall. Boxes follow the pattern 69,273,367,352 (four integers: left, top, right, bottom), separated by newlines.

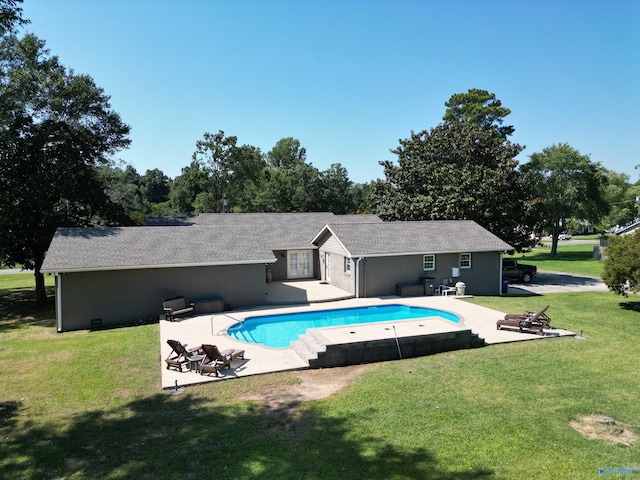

56,263,267,332
317,235,356,294
359,252,502,297
270,250,288,280
270,249,320,281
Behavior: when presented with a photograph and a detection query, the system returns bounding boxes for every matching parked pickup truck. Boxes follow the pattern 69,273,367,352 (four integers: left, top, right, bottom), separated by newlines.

502,259,537,283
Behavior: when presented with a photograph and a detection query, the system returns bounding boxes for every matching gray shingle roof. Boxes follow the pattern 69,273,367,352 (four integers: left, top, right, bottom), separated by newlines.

318,220,513,256
41,226,277,273
42,213,383,273
191,212,382,250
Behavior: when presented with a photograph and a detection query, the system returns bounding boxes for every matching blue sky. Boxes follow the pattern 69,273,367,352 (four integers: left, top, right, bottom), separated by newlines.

20,0,640,183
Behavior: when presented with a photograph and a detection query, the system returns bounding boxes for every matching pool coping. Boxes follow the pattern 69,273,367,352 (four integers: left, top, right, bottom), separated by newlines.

159,296,575,389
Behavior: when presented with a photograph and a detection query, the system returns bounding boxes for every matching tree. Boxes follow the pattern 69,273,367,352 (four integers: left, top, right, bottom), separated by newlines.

223,144,267,212
192,130,237,212
319,163,354,214
140,168,170,205
0,0,28,35
521,143,608,255
99,164,148,224
602,232,640,296
371,121,534,251
596,170,637,232
169,160,211,216
255,138,324,212
443,88,514,138
267,137,307,168
0,34,131,303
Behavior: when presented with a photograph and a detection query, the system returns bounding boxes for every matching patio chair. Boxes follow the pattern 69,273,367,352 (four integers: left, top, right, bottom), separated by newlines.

199,344,245,377
165,339,204,372
496,305,551,335
439,279,457,296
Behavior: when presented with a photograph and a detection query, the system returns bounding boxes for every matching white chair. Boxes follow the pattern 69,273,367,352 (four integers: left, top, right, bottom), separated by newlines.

439,279,457,296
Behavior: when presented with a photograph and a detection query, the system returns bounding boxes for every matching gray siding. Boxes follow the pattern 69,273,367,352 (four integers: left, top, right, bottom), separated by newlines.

57,263,266,331
320,235,348,256
321,251,356,294
358,252,502,297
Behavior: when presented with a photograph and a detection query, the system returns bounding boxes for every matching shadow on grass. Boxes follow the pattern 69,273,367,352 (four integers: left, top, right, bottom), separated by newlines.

0,288,56,333
619,301,640,314
0,394,495,480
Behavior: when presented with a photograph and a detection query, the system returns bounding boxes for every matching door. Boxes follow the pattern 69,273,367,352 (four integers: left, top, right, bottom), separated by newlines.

287,250,313,279
324,252,331,282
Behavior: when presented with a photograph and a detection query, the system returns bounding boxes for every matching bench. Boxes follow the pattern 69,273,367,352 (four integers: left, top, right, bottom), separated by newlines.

162,296,194,321
395,283,425,297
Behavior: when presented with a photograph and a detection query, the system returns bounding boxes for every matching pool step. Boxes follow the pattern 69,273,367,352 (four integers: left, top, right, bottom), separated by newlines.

291,332,327,365
470,332,486,348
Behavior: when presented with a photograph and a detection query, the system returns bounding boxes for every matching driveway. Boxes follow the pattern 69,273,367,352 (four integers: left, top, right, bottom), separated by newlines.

508,271,608,295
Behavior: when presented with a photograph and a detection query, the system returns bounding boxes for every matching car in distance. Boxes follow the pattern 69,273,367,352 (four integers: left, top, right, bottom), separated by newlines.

558,233,572,240
502,258,537,284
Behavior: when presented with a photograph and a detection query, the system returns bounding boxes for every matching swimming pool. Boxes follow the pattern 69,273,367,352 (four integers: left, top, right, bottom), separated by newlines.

227,304,460,348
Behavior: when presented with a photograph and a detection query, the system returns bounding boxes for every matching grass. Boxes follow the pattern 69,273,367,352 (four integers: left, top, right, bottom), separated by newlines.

1,253,639,479
506,243,604,277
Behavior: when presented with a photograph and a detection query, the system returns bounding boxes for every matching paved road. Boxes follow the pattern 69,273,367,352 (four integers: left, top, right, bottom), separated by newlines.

508,271,608,295
0,269,34,275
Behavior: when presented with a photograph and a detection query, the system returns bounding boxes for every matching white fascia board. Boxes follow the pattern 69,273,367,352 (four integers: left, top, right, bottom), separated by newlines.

312,225,353,257
41,258,277,274
349,248,509,258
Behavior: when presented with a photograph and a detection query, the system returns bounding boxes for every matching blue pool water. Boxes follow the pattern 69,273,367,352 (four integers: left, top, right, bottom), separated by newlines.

227,304,460,348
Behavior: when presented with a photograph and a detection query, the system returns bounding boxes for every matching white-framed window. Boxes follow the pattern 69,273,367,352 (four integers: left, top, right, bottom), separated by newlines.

423,254,435,271
460,253,471,269
344,257,351,274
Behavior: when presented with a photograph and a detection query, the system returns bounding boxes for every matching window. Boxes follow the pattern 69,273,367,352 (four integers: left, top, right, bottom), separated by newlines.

423,254,435,271
344,257,351,274
460,253,471,269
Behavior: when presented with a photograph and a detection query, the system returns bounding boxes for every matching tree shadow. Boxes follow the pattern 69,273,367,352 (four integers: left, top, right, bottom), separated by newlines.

0,401,22,429
0,393,495,480
0,288,55,333
619,301,640,314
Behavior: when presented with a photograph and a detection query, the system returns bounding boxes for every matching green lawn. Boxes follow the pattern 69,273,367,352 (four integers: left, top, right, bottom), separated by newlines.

1,257,639,479
506,243,604,277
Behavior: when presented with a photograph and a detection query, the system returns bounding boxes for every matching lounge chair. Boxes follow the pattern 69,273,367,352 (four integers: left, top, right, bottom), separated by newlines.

496,305,551,335
165,339,204,371
199,344,245,377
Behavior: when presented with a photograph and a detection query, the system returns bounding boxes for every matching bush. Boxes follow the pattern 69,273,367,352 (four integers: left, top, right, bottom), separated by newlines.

602,232,640,295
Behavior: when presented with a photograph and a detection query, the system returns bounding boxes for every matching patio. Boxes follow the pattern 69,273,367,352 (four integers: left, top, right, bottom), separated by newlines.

160,287,575,389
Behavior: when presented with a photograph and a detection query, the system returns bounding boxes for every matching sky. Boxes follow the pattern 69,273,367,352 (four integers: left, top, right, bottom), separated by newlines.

19,0,640,184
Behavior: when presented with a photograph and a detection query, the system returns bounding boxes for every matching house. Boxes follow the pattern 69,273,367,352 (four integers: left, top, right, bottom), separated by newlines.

41,213,512,332
313,220,512,297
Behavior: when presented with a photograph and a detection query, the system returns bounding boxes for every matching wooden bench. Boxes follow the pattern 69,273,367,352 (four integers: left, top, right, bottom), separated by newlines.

162,296,194,321
396,283,425,297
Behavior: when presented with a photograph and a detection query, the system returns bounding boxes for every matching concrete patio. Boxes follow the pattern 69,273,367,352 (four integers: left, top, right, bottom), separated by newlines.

160,283,575,389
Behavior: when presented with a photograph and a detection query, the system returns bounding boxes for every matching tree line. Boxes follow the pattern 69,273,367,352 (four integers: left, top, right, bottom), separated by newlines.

100,134,372,224
1,1,639,303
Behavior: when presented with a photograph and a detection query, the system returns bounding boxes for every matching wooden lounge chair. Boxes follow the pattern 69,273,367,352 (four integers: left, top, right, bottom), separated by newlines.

199,344,245,377
496,305,551,335
165,339,204,371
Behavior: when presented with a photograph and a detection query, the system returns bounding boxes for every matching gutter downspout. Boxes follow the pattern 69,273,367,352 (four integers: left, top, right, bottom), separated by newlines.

355,257,361,298
55,273,63,333
499,252,505,296
355,257,367,298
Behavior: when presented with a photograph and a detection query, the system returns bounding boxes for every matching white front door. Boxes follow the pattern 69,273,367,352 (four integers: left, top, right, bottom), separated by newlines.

287,250,313,279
